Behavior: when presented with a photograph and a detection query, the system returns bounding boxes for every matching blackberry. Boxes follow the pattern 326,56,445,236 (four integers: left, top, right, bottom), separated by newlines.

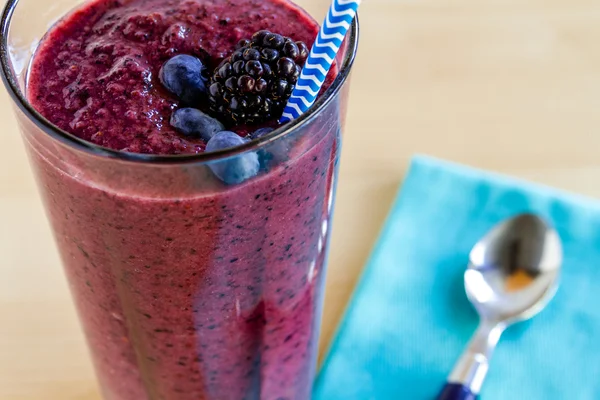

208,30,309,125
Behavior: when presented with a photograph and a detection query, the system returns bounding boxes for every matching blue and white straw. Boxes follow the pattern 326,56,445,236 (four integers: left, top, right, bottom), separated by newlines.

279,0,361,123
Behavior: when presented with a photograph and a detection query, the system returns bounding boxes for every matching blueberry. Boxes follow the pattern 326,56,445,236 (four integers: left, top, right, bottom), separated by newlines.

159,54,207,104
251,127,274,139
206,131,260,185
249,127,288,170
170,108,224,141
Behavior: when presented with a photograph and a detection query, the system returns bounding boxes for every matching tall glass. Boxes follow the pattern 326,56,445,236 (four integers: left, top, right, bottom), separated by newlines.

0,0,358,398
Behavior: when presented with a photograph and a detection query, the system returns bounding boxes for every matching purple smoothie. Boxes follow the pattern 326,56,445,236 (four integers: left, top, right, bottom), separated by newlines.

24,0,345,399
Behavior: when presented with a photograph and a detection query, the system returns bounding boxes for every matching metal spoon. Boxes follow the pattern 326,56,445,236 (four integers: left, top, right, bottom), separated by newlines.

437,213,562,400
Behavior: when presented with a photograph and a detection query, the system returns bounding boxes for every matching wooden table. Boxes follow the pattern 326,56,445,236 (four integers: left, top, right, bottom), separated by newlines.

1,0,600,398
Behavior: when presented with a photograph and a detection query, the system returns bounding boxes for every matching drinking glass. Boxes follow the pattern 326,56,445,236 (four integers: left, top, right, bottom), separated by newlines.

1,0,358,398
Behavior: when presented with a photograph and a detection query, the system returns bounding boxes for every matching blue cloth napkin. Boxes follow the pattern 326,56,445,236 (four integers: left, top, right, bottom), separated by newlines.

314,155,600,400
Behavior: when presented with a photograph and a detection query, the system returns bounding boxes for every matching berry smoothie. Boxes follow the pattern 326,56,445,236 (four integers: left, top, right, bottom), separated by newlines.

21,0,349,399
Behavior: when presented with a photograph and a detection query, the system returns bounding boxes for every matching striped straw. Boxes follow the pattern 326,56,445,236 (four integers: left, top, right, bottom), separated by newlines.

279,0,361,123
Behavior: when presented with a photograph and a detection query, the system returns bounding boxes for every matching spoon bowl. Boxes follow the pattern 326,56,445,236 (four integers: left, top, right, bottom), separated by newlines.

466,214,562,323
437,213,563,400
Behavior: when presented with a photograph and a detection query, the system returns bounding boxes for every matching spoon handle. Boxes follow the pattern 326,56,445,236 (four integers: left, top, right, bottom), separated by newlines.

437,383,478,400
436,320,505,400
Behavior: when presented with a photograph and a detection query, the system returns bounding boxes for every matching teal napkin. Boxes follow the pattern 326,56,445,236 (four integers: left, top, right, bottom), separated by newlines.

314,155,600,400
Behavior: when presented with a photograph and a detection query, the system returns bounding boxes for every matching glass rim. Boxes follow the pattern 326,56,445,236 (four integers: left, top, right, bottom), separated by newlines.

0,0,359,165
